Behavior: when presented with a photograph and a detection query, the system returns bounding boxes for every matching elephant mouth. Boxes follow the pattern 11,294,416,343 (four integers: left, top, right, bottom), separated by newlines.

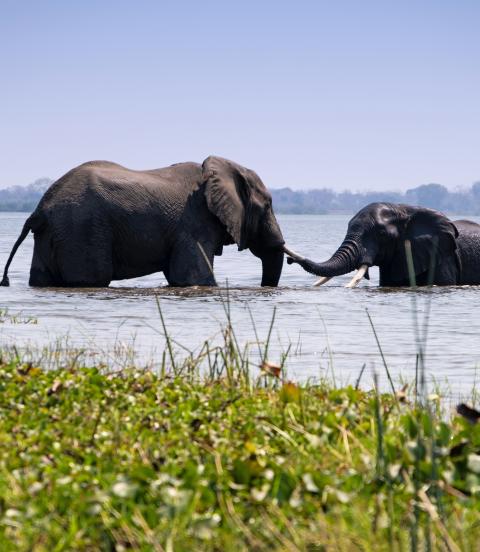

356,244,377,268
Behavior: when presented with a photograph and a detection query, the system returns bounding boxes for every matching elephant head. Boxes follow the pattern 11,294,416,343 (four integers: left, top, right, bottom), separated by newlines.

287,202,460,287
202,156,295,286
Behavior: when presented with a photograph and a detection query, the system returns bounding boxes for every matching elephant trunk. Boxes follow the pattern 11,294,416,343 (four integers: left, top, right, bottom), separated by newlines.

260,248,284,287
288,238,359,278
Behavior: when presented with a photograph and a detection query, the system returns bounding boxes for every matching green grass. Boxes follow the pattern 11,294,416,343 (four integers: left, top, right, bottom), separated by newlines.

0,351,479,551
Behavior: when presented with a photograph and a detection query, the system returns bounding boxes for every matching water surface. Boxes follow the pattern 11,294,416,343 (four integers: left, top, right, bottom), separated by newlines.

1,212,479,397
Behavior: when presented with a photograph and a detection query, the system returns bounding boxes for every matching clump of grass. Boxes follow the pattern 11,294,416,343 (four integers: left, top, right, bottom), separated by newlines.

0,336,139,373
0,308,37,325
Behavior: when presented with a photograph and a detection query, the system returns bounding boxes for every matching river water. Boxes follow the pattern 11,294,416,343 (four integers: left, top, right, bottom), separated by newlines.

1,212,479,398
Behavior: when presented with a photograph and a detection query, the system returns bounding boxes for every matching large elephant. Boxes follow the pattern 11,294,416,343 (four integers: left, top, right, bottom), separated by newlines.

287,202,480,287
1,156,298,288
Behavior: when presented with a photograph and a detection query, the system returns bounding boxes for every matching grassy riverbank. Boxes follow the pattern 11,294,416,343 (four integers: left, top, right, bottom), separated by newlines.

0,348,479,551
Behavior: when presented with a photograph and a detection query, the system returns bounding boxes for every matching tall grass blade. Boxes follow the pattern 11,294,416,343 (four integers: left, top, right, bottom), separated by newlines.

247,304,263,360
373,372,385,478
366,308,397,399
355,363,366,390
196,241,217,286
426,236,438,287
262,306,277,363
404,239,417,288
316,308,336,387
155,296,176,373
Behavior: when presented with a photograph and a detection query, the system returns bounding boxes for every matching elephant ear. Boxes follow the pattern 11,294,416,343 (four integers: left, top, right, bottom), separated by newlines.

392,208,459,283
202,156,250,250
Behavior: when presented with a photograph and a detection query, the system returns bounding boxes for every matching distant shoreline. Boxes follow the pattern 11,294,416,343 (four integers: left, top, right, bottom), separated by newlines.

2,179,480,215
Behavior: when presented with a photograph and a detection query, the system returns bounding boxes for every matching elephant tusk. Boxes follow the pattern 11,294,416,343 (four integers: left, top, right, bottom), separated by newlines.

283,245,304,261
313,276,332,287
345,264,368,288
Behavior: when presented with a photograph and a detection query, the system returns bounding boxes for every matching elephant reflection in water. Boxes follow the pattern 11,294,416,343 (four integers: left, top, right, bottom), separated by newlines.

1,156,303,288
288,202,480,287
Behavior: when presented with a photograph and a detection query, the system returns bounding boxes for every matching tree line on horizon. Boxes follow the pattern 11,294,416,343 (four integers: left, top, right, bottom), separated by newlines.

2,177,480,215
273,181,480,215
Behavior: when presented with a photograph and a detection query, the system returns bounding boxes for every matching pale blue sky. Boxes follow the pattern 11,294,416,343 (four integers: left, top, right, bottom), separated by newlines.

1,0,479,190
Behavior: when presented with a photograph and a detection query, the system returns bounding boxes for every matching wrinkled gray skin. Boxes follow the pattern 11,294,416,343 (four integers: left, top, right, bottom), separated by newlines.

1,156,285,287
288,202,480,286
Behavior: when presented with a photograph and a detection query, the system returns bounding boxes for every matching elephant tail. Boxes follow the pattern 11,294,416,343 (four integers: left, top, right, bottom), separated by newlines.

0,216,33,286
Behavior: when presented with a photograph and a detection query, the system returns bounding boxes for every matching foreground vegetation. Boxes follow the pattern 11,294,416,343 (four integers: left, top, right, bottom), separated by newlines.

0,341,479,551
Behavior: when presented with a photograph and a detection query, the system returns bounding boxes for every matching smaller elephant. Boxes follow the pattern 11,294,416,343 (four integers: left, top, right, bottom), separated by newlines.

287,202,480,287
